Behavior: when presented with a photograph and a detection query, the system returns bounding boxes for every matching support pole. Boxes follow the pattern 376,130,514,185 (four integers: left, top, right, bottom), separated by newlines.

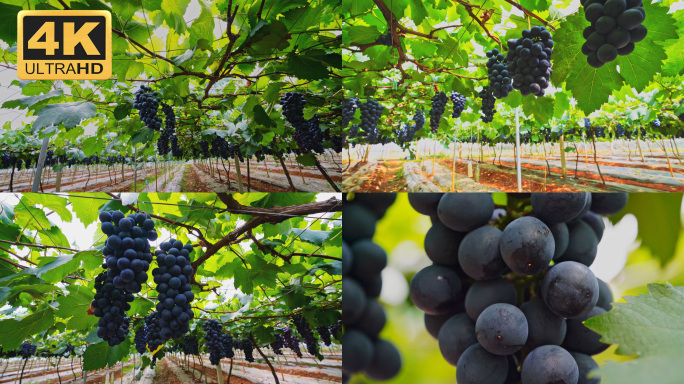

31,137,50,192
515,107,522,192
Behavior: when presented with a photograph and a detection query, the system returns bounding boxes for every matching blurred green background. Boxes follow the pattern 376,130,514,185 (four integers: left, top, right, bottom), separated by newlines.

350,193,684,384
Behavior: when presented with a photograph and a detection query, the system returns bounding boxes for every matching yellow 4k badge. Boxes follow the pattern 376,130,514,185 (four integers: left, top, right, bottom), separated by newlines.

17,10,111,80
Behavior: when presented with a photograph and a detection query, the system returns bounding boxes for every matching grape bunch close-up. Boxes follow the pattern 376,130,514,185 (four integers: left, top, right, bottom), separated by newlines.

429,92,448,133
343,194,402,383
91,272,134,346
479,87,497,123
486,49,513,99
151,240,196,341
133,86,163,130
506,26,554,97
581,0,647,67
406,192,627,384
449,92,466,118
342,98,359,128
99,210,157,294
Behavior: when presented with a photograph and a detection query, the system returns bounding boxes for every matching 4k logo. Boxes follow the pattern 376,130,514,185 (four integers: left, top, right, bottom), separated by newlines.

17,11,111,80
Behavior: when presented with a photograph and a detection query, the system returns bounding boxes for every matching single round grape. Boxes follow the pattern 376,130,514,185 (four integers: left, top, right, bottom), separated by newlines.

343,204,376,244
410,265,462,315
465,277,517,321
556,220,599,266
500,216,555,275
520,298,567,349
475,303,528,355
438,313,478,366
458,226,508,280
351,299,386,338
350,240,387,280
590,193,628,215
425,222,467,268
342,278,367,324
596,278,614,311
532,193,589,223
456,344,508,384
548,222,569,259
541,261,599,319
521,345,579,384
342,330,374,374
571,352,600,384
437,194,494,232
364,339,401,380
563,306,610,355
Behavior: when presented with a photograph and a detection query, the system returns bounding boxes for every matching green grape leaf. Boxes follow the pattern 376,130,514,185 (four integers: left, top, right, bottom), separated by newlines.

1,90,64,111
585,283,684,384
0,309,55,350
33,102,97,131
0,3,21,46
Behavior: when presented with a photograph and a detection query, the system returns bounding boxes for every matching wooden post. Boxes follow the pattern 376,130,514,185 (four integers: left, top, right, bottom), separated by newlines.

315,157,341,191
278,155,296,191
216,363,223,383
31,137,50,192
559,135,567,180
451,141,457,191
660,135,675,177
233,153,245,193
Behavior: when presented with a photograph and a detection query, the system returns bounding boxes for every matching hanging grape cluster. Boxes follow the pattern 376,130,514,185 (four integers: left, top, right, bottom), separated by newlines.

134,325,147,354
20,341,36,359
151,240,195,341
209,135,243,161
134,86,163,130
429,92,448,133
157,103,176,156
479,87,497,123
91,272,134,346
317,326,333,346
99,210,156,294
486,49,513,99
292,315,320,357
507,26,554,97
222,333,235,358
342,98,359,128
449,92,466,118
270,334,285,354
581,0,646,67
280,92,325,154
375,32,394,46
282,327,303,357
144,311,163,355
183,336,199,356
238,338,255,362
170,135,183,158
203,320,225,365
359,99,385,137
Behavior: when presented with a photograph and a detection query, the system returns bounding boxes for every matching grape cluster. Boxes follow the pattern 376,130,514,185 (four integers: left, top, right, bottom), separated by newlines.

317,325,333,346
581,0,646,67
486,49,513,99
221,333,235,358
342,98,358,128
134,86,163,130
144,312,163,353
375,32,394,46
408,192,627,384
292,315,319,357
282,327,303,358
615,123,625,138
651,119,661,128
134,325,147,354
270,334,285,355
394,124,421,145
595,126,606,138
183,336,199,355
506,27,554,97
479,87,496,123
99,211,156,294
449,92,466,118
170,135,183,158
280,92,325,153
92,272,134,346
151,240,195,341
413,109,426,130
21,341,36,359
359,99,385,135
343,194,401,382
429,92,448,133
203,320,226,365
239,338,255,362
157,103,176,156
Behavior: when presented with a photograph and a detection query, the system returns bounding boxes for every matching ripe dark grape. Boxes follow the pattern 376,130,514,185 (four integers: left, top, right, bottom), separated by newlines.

221,333,235,358
413,109,426,130
152,239,195,341
144,311,163,353
342,98,358,128
183,336,199,355
342,330,374,374
282,326,303,358
521,345,579,384
134,325,147,354
157,103,175,155
520,298,567,349
437,193,494,232
133,86,163,130
456,344,508,384
531,193,589,224
500,216,555,275
358,99,385,139
100,211,155,294
486,49,513,99
238,338,255,362
557,220,599,266
437,313,477,366
596,278,614,311
270,334,285,354
375,32,394,46
409,265,462,315
563,306,610,355
365,339,402,381
479,86,496,122
571,352,601,384
506,26,554,97
581,0,646,67
21,341,37,359
424,221,466,268
292,315,319,357
280,92,325,153
458,226,508,280
203,320,225,365
316,325,332,346
91,272,134,346
475,303,528,355
541,261,599,318
450,92,466,118
464,278,517,321
590,192,628,215
429,92,448,133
